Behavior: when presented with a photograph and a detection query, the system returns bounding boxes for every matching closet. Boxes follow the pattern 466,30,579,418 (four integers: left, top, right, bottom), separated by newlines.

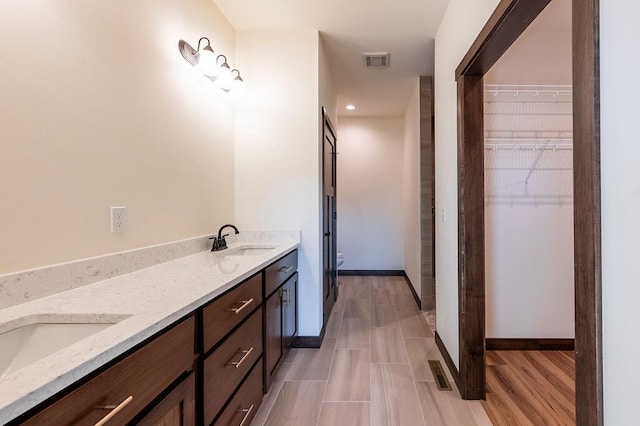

484,83,575,340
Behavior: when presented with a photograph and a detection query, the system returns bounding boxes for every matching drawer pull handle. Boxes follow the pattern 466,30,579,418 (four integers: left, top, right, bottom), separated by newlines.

228,298,254,314
238,404,254,426
227,347,254,369
94,395,133,426
279,266,293,274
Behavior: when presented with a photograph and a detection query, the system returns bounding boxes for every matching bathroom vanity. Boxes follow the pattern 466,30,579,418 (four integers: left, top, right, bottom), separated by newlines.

0,236,299,425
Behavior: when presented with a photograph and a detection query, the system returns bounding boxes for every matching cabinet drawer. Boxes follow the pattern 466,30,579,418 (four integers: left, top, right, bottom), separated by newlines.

265,250,297,297
203,309,262,423
23,316,195,426
213,359,263,426
203,273,262,353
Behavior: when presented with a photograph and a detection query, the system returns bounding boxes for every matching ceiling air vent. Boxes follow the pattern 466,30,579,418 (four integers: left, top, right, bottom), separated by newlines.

363,52,390,69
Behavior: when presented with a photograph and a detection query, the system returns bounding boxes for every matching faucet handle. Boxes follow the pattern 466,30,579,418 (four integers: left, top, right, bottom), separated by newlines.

209,236,218,251
219,233,230,249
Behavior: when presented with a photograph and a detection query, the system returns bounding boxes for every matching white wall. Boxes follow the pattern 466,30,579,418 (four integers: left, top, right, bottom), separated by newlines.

234,30,324,336
434,0,501,369
403,81,422,295
319,36,338,126
601,1,640,423
0,0,236,274
337,117,405,271
485,205,574,337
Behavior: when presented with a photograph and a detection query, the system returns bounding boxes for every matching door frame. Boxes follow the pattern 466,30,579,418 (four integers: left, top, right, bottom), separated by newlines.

321,107,338,327
455,1,602,425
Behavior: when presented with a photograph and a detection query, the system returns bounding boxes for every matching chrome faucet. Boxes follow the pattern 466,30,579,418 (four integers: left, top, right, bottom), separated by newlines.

210,224,240,251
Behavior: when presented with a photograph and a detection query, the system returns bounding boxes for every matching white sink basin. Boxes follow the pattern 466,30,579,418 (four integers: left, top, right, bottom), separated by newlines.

224,245,278,256
0,321,119,379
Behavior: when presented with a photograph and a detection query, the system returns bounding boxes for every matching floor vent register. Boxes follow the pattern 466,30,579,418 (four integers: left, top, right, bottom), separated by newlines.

428,360,453,391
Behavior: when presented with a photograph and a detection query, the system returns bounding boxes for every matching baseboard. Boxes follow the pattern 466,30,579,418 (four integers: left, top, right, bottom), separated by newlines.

401,272,421,309
291,324,326,348
435,332,461,391
485,338,575,351
337,270,404,276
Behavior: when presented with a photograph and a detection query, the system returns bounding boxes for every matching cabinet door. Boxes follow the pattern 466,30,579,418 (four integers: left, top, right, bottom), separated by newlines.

264,288,283,390
283,274,298,347
136,373,195,426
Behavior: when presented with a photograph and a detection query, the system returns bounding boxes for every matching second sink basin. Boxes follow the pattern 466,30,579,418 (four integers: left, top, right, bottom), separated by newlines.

224,245,278,256
0,318,123,379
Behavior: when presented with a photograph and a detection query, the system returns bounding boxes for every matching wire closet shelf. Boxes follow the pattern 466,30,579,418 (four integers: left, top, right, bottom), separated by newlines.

484,84,573,103
484,84,574,205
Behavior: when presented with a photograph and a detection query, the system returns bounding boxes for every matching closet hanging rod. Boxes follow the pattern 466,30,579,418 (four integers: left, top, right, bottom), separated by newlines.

485,84,572,89
484,84,572,97
485,137,573,142
484,143,573,151
485,167,573,171
485,90,572,96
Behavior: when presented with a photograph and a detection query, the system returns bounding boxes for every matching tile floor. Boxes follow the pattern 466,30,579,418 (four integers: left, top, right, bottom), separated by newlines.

251,276,492,426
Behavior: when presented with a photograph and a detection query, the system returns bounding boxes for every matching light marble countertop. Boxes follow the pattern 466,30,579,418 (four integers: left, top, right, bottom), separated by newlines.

0,232,300,423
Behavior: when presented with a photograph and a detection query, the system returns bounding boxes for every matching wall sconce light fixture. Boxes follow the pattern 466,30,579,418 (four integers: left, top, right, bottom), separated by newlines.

178,37,244,92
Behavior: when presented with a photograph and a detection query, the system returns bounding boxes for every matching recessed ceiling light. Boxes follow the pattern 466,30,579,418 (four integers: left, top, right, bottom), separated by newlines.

345,104,356,111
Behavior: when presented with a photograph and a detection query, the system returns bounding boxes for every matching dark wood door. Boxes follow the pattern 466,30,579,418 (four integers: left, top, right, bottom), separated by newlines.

322,108,338,326
264,288,283,390
283,274,298,346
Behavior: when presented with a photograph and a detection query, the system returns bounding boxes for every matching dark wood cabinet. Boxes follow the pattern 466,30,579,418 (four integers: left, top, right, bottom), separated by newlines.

264,287,283,390
20,317,195,426
213,359,263,426
136,373,196,426
265,250,298,297
264,272,298,392
203,309,262,423
202,273,262,353
17,250,298,426
283,273,298,347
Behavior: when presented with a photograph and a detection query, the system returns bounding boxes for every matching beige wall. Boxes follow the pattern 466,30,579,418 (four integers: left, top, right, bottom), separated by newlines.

403,81,422,295
0,0,236,273
337,117,405,271
434,0,501,368
233,30,324,336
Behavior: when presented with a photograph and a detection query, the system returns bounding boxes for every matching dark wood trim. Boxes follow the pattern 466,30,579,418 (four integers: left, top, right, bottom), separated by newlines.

573,0,602,424
454,2,602,424
456,74,486,400
486,338,575,351
455,0,551,79
337,270,404,276
435,332,461,392
402,272,421,310
291,324,326,348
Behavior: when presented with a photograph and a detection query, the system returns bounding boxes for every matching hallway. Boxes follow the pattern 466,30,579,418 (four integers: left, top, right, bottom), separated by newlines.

251,276,491,425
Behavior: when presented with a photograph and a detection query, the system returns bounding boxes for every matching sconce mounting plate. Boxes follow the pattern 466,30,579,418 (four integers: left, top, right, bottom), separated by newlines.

178,40,199,66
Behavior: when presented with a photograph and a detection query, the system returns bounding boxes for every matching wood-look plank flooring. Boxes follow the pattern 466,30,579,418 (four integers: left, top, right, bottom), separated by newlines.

483,350,576,426
251,276,492,426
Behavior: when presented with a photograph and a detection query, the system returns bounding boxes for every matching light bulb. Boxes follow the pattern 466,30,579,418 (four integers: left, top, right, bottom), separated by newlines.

195,46,217,77
231,73,245,95
216,62,233,91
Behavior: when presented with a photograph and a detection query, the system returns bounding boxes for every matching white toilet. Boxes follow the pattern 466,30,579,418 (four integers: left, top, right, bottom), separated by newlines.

337,251,344,267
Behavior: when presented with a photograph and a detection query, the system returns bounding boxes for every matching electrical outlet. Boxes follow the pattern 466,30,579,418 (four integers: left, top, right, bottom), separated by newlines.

111,207,127,233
